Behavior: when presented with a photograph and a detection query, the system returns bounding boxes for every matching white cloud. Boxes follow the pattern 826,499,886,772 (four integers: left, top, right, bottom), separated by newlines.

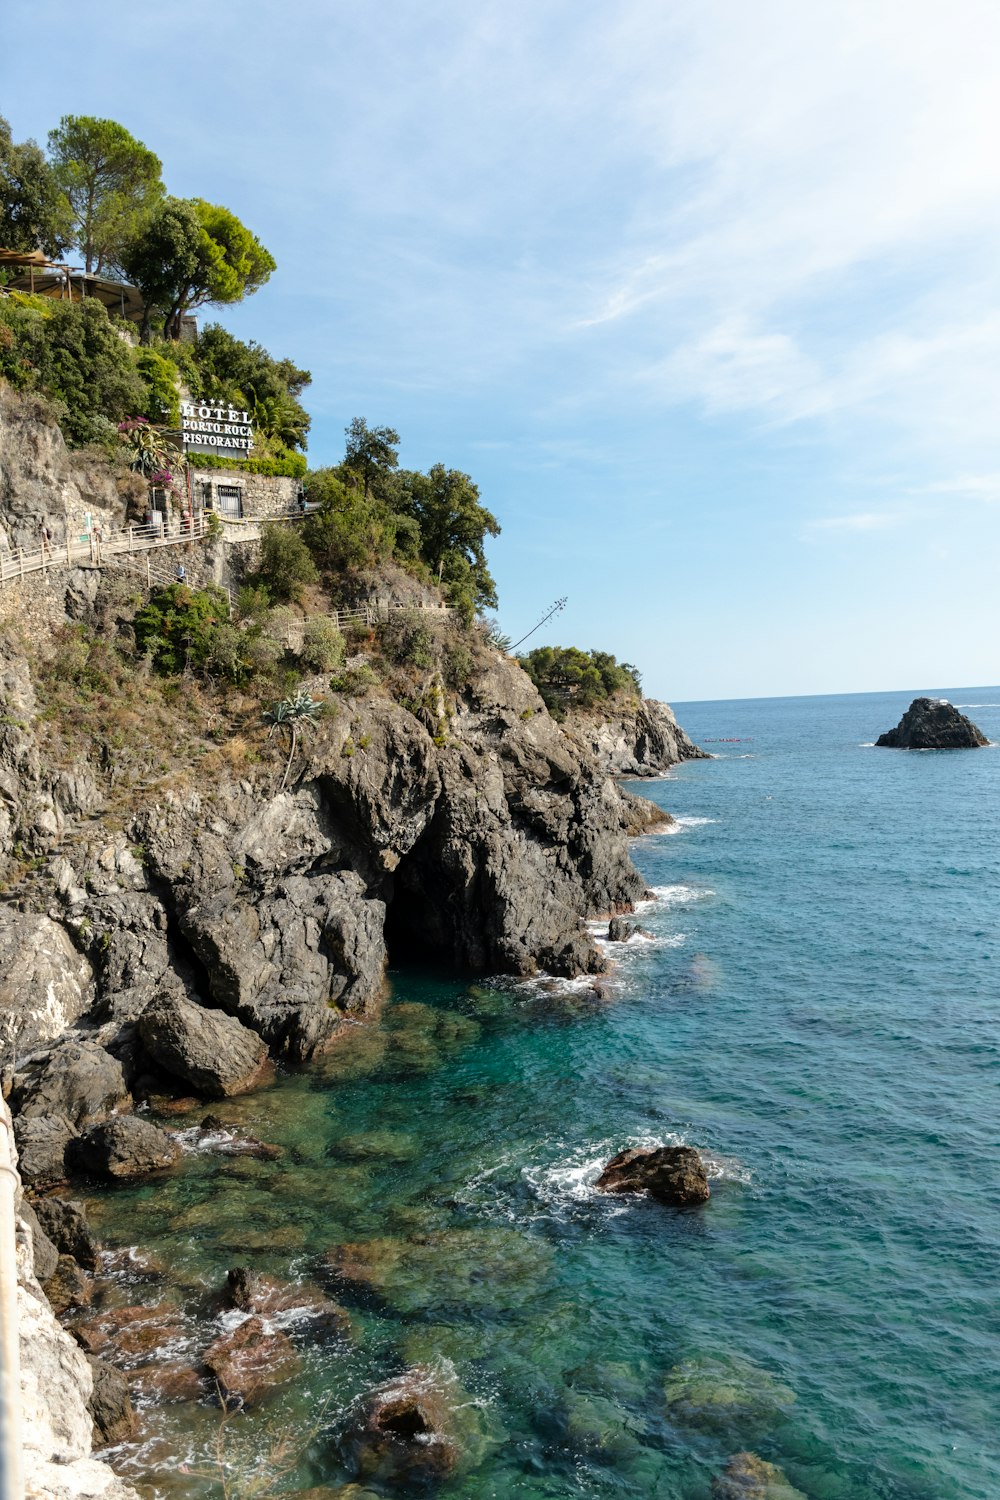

807,511,906,535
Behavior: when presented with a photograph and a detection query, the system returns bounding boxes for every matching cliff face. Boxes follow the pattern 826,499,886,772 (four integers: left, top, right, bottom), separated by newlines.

561,695,708,776
0,387,140,557
0,641,650,1073
5,1098,138,1500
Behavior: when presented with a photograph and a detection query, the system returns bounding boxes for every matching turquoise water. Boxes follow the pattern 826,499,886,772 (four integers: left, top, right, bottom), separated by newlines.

86,687,1000,1498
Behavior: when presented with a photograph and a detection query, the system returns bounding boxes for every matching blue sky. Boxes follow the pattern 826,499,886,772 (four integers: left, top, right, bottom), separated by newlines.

4,0,1000,699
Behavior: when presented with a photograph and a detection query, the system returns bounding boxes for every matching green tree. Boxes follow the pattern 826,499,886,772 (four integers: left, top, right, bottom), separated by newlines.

119,196,201,342
134,584,231,675
0,115,72,257
343,417,400,499
397,464,500,611
120,199,275,340
518,646,642,716
47,115,162,274
302,468,400,572
193,324,310,449
256,523,318,602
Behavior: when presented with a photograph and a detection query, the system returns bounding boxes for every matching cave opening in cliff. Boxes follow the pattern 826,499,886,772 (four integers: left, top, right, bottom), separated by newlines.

382,833,462,970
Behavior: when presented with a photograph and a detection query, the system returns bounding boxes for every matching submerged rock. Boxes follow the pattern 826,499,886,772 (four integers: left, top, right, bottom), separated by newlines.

712,1451,807,1499
325,1226,552,1314
223,1267,352,1336
665,1354,796,1438
71,1302,185,1360
876,697,988,749
348,1363,490,1485
138,991,270,1098
596,1146,710,1206
202,1315,301,1406
67,1115,181,1180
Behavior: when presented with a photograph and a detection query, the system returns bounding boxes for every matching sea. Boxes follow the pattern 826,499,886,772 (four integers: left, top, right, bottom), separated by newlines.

85,687,1000,1499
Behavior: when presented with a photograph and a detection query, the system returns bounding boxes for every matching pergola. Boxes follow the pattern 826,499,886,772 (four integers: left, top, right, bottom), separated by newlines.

0,247,146,324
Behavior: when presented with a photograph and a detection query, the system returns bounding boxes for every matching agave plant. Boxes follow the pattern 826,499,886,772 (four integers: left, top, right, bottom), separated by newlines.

118,417,174,478
263,691,323,791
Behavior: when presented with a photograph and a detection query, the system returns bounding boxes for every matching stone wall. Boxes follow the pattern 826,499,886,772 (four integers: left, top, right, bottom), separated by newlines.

188,468,299,522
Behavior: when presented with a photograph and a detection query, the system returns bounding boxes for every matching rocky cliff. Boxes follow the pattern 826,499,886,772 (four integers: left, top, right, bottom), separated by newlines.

561,695,708,776
0,388,699,1490
5,1097,138,1500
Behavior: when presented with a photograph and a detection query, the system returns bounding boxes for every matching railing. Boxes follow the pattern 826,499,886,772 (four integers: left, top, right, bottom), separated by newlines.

0,506,314,588
0,515,214,587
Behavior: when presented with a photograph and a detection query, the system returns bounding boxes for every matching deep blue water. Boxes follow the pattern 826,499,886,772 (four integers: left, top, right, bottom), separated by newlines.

93,686,1000,1499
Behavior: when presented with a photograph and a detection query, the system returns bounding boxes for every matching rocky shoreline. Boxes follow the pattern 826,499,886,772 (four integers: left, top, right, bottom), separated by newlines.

0,389,715,1495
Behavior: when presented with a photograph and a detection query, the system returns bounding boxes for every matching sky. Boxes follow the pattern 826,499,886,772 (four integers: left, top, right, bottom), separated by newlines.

3,0,1000,700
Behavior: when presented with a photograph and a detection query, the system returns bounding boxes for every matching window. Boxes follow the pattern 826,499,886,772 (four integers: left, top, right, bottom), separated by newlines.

216,485,244,520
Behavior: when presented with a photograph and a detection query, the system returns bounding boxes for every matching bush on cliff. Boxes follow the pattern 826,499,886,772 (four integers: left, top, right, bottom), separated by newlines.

254,523,318,603
519,646,642,717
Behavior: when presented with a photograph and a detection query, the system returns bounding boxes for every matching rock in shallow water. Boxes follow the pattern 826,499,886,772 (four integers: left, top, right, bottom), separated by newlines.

67,1116,180,1180
348,1362,494,1485
596,1145,710,1206
876,697,988,749
33,1195,99,1269
712,1450,807,1499
87,1355,137,1448
223,1267,353,1336
202,1315,301,1406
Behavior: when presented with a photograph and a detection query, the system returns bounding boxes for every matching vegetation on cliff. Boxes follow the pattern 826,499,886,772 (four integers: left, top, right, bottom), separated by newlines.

518,645,642,718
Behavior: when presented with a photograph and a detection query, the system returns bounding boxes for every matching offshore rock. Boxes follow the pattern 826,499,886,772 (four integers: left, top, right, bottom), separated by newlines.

67,1115,181,1180
876,697,988,749
561,696,709,776
596,1146,710,1206
665,1354,797,1438
223,1266,352,1335
348,1364,476,1485
138,991,269,1097
202,1314,301,1406
12,1036,131,1129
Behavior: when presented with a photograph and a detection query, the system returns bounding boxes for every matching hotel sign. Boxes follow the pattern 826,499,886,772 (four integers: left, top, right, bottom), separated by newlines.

180,401,255,455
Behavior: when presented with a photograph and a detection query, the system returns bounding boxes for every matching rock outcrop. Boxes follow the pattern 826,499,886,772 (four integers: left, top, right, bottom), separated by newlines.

561,696,708,776
6,1098,139,1499
202,1315,301,1406
348,1364,479,1485
137,991,269,1097
67,1115,181,1180
876,698,988,749
596,1145,710,1206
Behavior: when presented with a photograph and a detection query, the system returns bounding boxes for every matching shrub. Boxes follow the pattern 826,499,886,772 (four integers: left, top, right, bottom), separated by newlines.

330,662,379,694
255,523,317,602
299,616,345,673
518,646,642,714
133,584,230,675
377,613,436,670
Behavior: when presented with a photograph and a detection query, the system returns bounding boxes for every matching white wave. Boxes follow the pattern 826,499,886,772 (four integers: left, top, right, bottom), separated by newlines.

171,1125,235,1154
859,741,875,748
641,884,715,908
954,703,1000,708
656,815,718,836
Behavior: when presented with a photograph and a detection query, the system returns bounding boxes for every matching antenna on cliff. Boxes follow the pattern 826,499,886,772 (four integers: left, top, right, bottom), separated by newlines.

510,596,567,653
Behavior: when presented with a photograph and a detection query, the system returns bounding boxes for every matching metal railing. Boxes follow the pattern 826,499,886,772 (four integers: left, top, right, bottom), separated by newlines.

0,515,212,587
